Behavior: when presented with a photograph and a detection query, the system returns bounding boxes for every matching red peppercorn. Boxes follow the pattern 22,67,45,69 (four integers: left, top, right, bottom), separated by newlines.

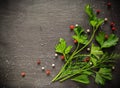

37,60,41,65
74,40,78,44
60,55,65,60
112,27,116,31
69,25,75,30
96,10,100,14
107,2,111,8
21,72,26,77
105,34,109,39
110,22,115,27
83,57,90,62
46,70,50,75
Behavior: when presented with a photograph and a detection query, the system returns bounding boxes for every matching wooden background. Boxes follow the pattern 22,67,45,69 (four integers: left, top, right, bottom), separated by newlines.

0,0,120,88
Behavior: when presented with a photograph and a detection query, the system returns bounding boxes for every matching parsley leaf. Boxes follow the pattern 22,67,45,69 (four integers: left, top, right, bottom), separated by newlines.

91,44,103,56
55,38,72,54
96,32,119,48
85,4,95,19
85,5,104,29
65,45,73,54
72,26,88,44
72,75,90,84
95,72,105,85
95,68,112,85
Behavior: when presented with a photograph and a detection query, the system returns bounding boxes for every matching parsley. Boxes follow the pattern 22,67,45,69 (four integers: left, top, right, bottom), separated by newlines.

52,4,120,86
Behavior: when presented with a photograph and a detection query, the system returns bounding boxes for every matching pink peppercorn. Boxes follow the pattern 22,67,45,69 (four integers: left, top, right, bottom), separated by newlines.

37,59,41,65
107,2,112,8
46,70,51,75
110,22,115,27
112,27,116,31
60,55,65,60
96,10,101,14
70,25,75,30
21,72,26,77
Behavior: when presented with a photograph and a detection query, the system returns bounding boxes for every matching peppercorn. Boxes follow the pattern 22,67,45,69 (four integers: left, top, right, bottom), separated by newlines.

21,72,26,77
60,55,65,60
83,57,90,62
104,18,108,22
52,64,55,68
74,40,78,44
105,34,109,39
46,70,51,75
107,2,111,8
86,29,90,33
112,27,116,31
75,24,78,27
55,53,58,57
110,22,115,27
70,25,75,30
96,10,100,14
37,60,41,65
41,67,45,71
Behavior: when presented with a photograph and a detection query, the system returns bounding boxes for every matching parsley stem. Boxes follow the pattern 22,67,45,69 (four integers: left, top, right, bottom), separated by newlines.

73,54,90,58
52,28,97,82
74,29,97,55
52,43,80,82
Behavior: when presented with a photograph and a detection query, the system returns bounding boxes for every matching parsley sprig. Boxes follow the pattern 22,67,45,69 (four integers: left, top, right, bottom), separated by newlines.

52,5,119,85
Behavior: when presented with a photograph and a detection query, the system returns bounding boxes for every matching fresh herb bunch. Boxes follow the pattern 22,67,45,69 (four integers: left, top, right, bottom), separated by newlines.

52,5,119,85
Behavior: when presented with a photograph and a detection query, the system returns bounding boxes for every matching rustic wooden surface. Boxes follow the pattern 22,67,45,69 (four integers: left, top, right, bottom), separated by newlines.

0,0,120,88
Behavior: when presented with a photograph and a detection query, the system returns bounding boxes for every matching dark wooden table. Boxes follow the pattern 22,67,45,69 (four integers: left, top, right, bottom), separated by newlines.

0,0,120,88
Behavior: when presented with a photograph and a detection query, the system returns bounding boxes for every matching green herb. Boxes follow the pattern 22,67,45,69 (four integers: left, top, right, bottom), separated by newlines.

52,4,120,86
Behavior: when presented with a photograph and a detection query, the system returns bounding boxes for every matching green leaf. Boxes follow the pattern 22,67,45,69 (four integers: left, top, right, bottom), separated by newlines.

91,56,97,66
55,38,66,54
82,71,93,75
72,75,90,84
96,18,104,29
90,20,97,28
85,4,95,18
85,5,104,28
96,31,105,46
101,34,119,48
99,68,112,80
99,68,111,73
91,44,103,55
95,72,105,85
65,46,73,54
95,68,112,85
96,32,119,48
72,26,88,44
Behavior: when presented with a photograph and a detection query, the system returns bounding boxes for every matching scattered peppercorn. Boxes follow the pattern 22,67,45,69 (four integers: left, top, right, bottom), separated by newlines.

41,67,45,71
110,22,115,27
21,72,26,77
52,64,55,68
46,70,51,75
83,57,90,62
107,2,111,8
74,40,78,44
89,62,92,65
70,25,75,30
105,34,109,39
87,47,90,52
112,66,115,70
96,10,100,14
60,55,65,60
86,29,90,33
112,27,116,31
37,60,41,65
104,18,108,22
55,53,58,57
75,24,78,27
